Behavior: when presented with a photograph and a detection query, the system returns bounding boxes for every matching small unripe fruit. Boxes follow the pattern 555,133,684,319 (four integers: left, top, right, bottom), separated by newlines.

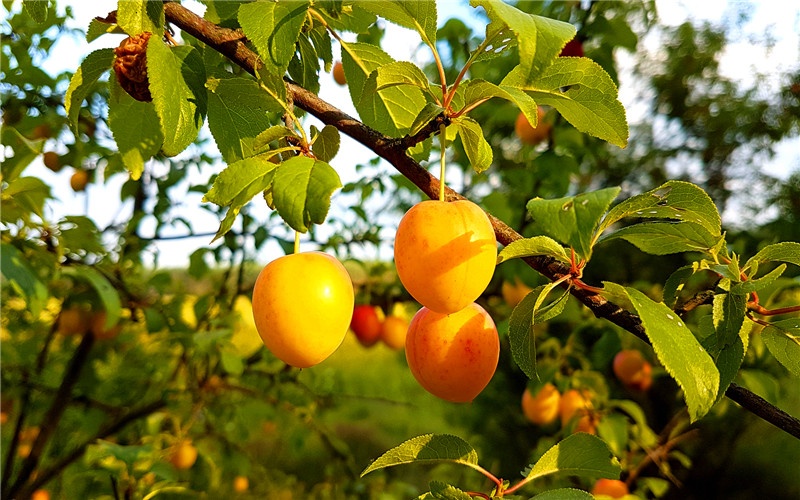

252,252,354,368
394,200,496,314
70,169,89,192
613,349,653,391
514,107,550,146
405,303,499,403
233,475,249,492
170,440,198,470
43,151,62,172
522,383,561,425
351,305,382,347
380,315,409,350
591,478,629,498
332,61,346,85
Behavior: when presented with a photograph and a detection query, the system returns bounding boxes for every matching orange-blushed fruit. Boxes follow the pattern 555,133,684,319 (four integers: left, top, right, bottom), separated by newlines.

31,490,50,500
252,252,354,368
514,106,550,145
591,478,629,498
380,315,409,350
351,305,382,347
70,169,89,192
613,349,653,391
42,151,62,172
559,389,593,427
90,311,122,340
522,383,561,425
57,307,91,336
170,440,198,470
405,303,499,403
332,60,346,85
233,475,249,492
394,200,496,314
502,277,533,308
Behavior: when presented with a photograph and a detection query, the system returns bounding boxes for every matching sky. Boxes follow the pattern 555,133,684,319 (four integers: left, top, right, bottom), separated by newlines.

8,0,800,268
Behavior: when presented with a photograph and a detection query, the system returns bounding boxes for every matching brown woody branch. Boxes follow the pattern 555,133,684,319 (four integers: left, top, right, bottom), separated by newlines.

160,2,800,440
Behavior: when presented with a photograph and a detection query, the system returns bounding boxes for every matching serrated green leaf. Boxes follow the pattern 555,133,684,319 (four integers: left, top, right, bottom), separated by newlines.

359,1,437,46
745,242,800,271
603,283,719,421
762,320,800,377
311,125,340,163
713,322,750,402
108,73,162,180
367,61,431,93
503,57,628,148
601,222,722,256
314,3,376,33
712,293,747,350
62,266,122,328
527,187,620,260
238,0,309,77
23,0,46,22
596,181,721,241
147,42,206,156
116,0,163,35
361,434,478,477
204,156,279,207
253,125,296,152
730,264,786,295
524,433,620,482
65,48,114,135
471,22,516,65
663,265,695,308
471,0,575,83
409,103,445,136
497,236,569,265
1,176,50,220
205,76,282,163
530,488,595,500
427,481,472,500
458,79,538,125
0,242,47,316
452,116,492,173
256,66,288,106
86,17,126,43
0,128,45,182
272,156,341,233
289,32,321,95
341,42,426,137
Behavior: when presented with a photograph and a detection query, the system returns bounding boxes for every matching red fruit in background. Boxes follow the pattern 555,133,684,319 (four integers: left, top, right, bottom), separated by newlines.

591,478,629,498
560,38,584,57
351,305,382,347
613,349,653,391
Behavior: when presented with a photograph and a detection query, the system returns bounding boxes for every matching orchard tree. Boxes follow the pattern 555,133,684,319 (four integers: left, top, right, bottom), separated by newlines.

2,1,799,499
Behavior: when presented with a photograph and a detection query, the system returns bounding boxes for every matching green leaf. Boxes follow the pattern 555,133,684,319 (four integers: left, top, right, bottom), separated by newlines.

427,481,472,500
238,0,309,77
497,236,569,265
62,266,122,327
365,61,431,94
359,1,438,46
205,76,282,163
289,32,321,95
409,102,445,136
116,0,163,35
601,222,722,256
0,128,45,182
503,58,628,148
712,292,747,351
1,176,50,219
341,42,426,137
471,22,516,65
272,156,342,233
361,434,478,477
662,265,695,308
147,42,206,156
762,320,800,377
527,187,620,260
220,349,244,376
602,283,719,421
530,488,595,500
459,79,538,125
65,48,114,135
596,181,721,241
253,125,296,152
730,264,786,295
714,324,749,402
22,0,46,22
745,242,800,271
452,116,492,173
471,0,575,83
0,242,48,316
524,433,620,482
311,125,340,163
86,18,125,43
108,73,162,180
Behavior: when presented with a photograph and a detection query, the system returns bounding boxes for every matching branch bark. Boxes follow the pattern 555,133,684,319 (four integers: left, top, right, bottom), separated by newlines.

160,1,800,440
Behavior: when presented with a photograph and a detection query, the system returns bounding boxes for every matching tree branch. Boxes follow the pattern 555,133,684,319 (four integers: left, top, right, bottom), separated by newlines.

161,1,800,440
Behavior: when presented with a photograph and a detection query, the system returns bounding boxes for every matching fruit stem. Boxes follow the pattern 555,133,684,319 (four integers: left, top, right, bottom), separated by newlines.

294,231,300,254
439,123,447,202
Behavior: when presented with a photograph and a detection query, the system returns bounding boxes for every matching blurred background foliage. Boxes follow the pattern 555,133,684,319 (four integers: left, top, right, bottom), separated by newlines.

1,1,798,499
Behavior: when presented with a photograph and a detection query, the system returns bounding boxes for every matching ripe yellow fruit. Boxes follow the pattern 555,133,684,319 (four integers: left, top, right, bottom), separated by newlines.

502,277,534,308
252,252,354,368
170,440,198,470
394,200,496,314
405,303,499,403
521,383,561,425
380,315,409,350
514,107,550,145
70,169,89,192
233,475,249,492
332,60,346,85
591,478,629,498
559,389,593,427
31,490,50,500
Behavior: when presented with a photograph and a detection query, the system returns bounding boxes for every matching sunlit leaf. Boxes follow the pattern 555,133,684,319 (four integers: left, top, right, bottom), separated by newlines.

271,156,342,233
65,48,114,134
361,434,478,477
116,0,163,35
238,0,310,77
359,1,438,46
311,125,340,163
497,236,569,265
108,73,162,180
452,116,492,173
762,320,800,377
524,433,620,481
0,242,48,316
